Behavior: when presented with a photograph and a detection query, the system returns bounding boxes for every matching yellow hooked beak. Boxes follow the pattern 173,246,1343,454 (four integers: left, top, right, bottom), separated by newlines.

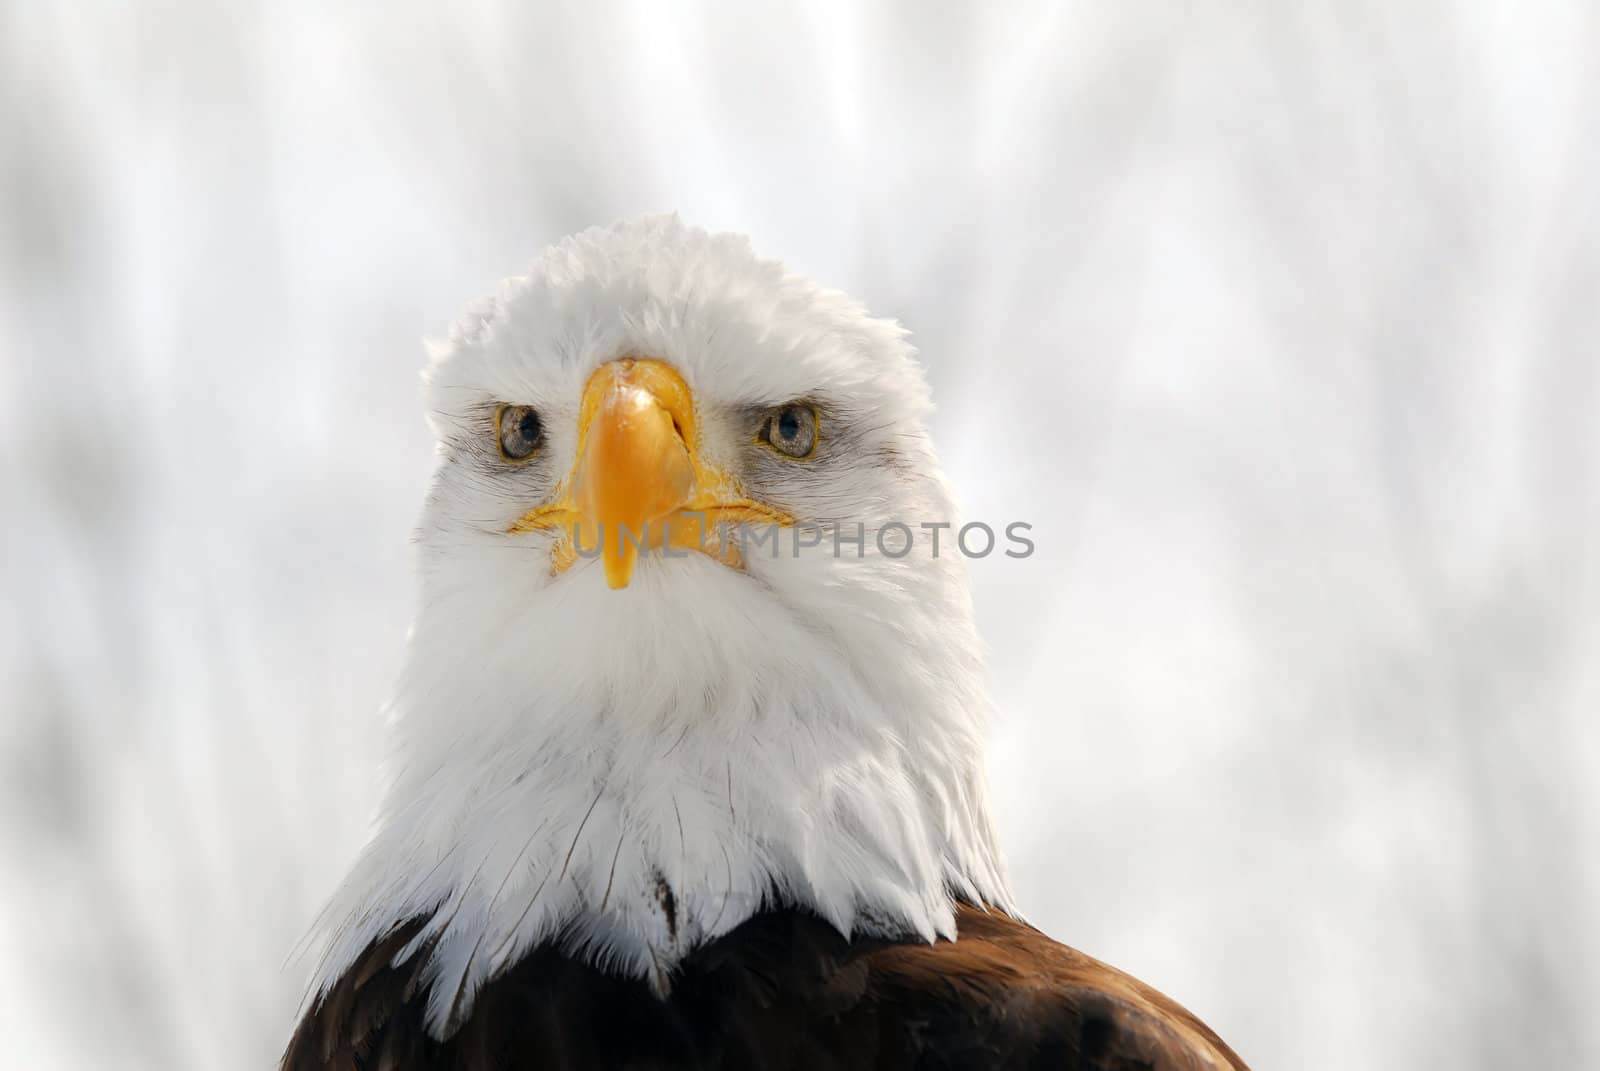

509,358,791,589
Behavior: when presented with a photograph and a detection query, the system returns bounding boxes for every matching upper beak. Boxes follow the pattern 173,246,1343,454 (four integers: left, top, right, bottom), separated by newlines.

508,357,793,589
572,359,696,588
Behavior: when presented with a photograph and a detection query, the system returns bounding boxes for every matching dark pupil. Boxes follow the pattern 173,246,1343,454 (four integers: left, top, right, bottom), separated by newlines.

517,410,541,444
778,408,802,441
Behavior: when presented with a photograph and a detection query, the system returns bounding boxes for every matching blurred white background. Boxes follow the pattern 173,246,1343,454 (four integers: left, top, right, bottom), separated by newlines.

3,2,1597,1068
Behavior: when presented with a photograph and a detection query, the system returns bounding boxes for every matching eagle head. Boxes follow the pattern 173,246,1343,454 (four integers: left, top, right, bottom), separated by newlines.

311,215,1012,1036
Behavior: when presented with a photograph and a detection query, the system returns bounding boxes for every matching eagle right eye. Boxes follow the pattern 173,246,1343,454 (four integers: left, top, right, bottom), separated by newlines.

497,404,544,461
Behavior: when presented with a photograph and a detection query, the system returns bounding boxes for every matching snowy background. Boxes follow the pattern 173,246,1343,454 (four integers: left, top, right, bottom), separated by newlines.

3,3,1597,1068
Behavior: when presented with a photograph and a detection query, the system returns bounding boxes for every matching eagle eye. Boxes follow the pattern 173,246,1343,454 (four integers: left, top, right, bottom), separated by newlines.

497,404,544,461
758,403,819,460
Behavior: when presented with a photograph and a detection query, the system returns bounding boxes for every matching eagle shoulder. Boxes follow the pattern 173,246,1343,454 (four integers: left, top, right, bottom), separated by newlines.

283,905,1247,1070
862,904,1250,1070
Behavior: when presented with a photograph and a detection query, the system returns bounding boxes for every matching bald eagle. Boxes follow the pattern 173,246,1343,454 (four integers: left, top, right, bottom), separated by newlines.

283,216,1247,1070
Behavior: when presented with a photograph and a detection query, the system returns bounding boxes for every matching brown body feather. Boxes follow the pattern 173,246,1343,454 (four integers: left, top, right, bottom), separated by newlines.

283,904,1246,1070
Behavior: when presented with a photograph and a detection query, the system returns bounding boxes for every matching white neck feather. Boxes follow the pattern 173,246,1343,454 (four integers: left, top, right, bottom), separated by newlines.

309,547,1012,1037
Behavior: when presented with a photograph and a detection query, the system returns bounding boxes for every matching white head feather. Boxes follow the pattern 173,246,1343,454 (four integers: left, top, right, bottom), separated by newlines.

305,215,1014,1036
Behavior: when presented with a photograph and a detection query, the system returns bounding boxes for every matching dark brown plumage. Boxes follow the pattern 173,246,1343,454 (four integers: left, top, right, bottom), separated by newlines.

283,904,1247,1070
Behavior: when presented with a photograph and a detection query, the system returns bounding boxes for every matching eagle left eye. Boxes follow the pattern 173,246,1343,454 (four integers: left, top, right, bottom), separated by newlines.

758,403,819,459
497,404,544,461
